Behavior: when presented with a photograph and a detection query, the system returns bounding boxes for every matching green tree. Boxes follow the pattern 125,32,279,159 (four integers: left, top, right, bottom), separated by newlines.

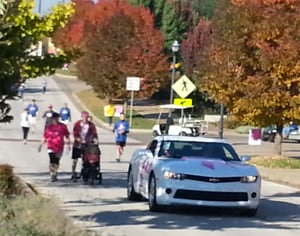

161,1,186,48
152,0,165,28
128,0,188,48
0,0,75,122
197,0,300,155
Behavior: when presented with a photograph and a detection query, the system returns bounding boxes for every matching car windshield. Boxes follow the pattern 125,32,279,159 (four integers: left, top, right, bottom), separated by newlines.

158,140,240,161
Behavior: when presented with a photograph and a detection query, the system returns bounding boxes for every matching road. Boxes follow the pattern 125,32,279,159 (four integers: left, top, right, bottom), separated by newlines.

0,76,300,236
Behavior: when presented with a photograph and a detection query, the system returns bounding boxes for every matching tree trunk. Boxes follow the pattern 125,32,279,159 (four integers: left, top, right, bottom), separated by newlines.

274,124,283,155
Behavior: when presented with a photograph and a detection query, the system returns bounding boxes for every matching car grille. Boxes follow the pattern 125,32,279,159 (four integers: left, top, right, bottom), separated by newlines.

185,174,241,183
174,189,248,202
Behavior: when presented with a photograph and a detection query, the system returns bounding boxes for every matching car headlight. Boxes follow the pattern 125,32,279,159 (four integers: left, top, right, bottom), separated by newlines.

240,176,258,183
163,171,186,180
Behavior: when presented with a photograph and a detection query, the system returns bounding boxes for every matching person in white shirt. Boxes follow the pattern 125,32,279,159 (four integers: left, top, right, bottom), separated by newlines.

20,107,30,144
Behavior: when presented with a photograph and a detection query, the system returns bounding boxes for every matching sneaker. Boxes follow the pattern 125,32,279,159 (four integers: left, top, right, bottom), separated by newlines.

71,173,77,182
115,158,120,162
51,174,57,182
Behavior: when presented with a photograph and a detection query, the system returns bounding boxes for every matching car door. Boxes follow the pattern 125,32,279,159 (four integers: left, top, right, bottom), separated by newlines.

138,140,158,196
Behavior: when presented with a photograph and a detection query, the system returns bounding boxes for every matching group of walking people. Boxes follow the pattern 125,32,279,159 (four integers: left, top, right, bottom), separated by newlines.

38,110,97,182
20,100,72,144
22,104,130,182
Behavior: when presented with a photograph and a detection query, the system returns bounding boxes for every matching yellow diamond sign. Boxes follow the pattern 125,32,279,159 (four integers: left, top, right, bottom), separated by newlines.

172,75,196,98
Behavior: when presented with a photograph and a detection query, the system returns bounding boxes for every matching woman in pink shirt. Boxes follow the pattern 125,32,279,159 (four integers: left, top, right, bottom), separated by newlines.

38,112,71,182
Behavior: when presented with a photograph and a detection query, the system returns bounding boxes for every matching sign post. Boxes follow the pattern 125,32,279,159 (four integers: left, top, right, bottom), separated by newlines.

126,76,140,127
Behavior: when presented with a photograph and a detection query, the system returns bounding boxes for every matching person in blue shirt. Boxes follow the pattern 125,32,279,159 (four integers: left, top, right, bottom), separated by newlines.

282,121,298,138
59,103,72,125
113,112,130,162
27,99,39,133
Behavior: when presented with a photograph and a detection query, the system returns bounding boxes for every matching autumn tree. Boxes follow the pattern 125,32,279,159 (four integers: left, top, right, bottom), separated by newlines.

181,18,212,78
191,0,220,19
56,0,168,99
197,0,300,154
0,0,75,122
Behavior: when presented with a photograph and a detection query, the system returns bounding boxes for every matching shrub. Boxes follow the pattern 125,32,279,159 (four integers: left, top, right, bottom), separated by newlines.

0,164,16,196
0,196,91,236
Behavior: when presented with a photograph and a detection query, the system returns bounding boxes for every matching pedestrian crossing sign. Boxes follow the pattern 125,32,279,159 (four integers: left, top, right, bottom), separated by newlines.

172,75,196,98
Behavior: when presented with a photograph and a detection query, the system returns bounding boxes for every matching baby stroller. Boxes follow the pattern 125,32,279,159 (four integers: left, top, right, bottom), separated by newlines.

81,143,102,185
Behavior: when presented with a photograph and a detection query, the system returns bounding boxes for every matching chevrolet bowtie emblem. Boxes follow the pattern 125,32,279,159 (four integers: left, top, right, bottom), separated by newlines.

209,178,220,182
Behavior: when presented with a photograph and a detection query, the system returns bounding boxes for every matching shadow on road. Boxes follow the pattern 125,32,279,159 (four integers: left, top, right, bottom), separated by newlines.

75,197,300,231
18,171,128,189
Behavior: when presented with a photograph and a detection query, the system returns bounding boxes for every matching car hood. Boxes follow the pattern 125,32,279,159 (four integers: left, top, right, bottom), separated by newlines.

159,157,259,177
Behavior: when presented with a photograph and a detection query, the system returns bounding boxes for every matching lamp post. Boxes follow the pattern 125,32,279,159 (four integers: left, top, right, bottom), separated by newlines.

219,103,225,139
169,40,180,117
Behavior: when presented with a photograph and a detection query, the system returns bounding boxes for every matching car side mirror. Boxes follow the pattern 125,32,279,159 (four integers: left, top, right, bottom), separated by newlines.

240,155,251,162
145,149,154,158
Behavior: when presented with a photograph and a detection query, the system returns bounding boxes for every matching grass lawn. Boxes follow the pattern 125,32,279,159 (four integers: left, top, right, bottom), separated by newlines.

250,156,300,169
75,89,156,129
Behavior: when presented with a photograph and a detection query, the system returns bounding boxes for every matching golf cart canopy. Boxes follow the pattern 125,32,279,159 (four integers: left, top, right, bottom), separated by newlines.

159,104,194,110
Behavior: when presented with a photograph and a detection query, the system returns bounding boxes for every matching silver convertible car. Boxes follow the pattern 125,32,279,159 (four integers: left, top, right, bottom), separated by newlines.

127,135,261,216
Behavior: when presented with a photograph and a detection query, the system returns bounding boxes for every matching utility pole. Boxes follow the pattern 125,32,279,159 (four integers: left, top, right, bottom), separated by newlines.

38,0,42,14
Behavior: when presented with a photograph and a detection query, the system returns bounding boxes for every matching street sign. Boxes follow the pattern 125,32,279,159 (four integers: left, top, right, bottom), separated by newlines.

172,75,196,98
126,76,140,128
126,77,140,91
174,98,193,106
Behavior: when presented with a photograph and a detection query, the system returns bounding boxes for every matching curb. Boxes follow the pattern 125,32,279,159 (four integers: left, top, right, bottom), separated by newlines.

54,73,77,79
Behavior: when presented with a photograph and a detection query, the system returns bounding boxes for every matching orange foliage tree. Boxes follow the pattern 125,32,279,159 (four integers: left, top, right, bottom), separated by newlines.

54,0,168,99
197,0,300,154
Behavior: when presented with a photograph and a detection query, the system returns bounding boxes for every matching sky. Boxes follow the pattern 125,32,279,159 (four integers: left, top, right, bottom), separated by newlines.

34,0,70,14
34,0,99,14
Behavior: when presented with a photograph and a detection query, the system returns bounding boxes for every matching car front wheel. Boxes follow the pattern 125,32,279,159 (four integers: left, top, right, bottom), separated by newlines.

127,168,141,201
148,174,162,212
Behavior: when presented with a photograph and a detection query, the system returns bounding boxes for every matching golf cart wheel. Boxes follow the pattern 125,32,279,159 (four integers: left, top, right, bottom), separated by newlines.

179,131,187,136
152,130,159,137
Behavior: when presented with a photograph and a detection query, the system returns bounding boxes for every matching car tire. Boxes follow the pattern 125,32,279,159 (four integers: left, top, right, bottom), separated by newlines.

152,130,159,137
241,208,258,217
127,168,141,201
268,133,275,142
148,174,162,212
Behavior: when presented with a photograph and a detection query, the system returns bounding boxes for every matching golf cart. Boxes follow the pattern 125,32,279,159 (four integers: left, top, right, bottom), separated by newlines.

152,104,208,137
